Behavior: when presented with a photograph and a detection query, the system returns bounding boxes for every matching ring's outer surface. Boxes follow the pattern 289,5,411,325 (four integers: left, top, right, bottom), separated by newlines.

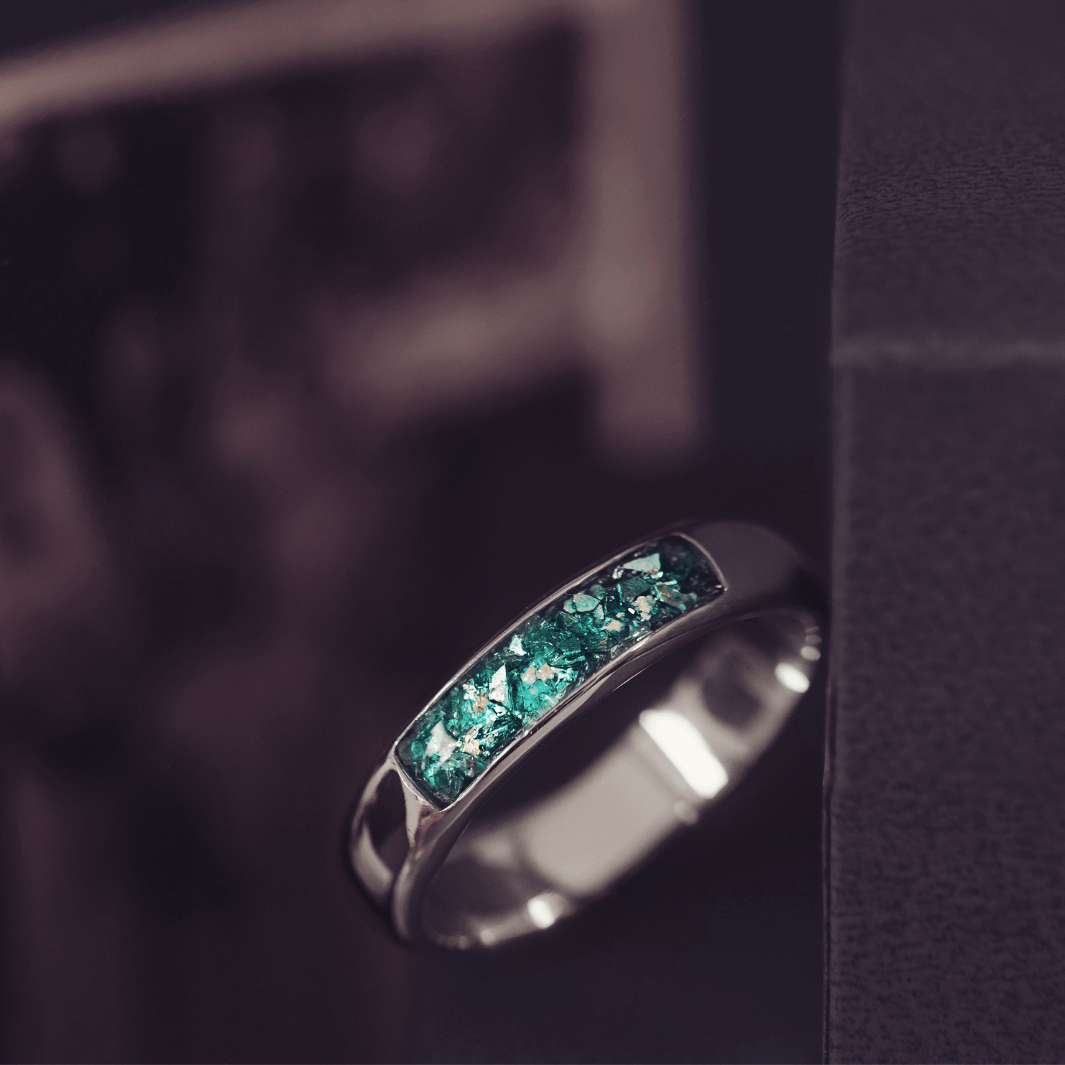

348,520,825,949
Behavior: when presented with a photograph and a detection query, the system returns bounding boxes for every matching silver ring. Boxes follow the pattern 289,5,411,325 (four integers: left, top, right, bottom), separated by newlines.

347,520,825,949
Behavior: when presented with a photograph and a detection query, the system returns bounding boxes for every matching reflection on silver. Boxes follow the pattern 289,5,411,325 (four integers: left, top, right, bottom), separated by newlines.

639,708,728,799
774,661,811,693
526,891,567,930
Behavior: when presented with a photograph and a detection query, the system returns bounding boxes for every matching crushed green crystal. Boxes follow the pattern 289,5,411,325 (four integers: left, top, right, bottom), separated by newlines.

395,535,723,806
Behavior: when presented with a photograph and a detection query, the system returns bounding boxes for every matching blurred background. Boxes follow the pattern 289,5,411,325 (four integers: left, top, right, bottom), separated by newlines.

0,1,838,1061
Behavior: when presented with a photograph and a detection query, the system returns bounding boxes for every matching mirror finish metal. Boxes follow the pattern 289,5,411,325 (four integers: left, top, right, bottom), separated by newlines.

348,519,825,949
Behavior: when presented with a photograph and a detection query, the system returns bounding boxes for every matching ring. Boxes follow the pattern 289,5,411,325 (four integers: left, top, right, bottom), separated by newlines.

347,520,825,949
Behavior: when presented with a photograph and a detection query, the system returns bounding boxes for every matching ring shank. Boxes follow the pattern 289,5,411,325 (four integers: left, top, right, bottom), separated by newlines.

349,521,825,949
423,614,818,946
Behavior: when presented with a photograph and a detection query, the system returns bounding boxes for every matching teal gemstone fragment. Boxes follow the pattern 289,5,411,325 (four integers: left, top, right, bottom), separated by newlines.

622,552,660,573
395,534,724,806
619,575,652,601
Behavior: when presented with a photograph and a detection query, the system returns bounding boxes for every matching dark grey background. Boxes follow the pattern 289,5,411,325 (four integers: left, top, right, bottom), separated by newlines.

0,3,838,1061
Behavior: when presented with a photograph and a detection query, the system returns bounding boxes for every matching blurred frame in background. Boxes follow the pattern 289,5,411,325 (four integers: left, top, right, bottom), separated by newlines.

0,1,837,1061
0,0,703,470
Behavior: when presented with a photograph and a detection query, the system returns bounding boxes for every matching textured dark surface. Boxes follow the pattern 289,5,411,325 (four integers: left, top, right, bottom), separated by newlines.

828,2,1065,1061
834,1,1065,352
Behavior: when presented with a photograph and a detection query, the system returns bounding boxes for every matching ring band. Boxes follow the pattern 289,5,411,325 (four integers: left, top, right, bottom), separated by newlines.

348,520,825,949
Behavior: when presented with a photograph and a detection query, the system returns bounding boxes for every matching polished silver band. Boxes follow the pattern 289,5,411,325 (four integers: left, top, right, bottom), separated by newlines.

348,520,825,950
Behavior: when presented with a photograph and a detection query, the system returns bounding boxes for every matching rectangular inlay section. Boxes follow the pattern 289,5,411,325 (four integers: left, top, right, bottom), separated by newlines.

396,535,724,807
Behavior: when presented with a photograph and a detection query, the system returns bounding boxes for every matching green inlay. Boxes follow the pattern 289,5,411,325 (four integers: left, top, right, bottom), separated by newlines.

395,535,723,806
